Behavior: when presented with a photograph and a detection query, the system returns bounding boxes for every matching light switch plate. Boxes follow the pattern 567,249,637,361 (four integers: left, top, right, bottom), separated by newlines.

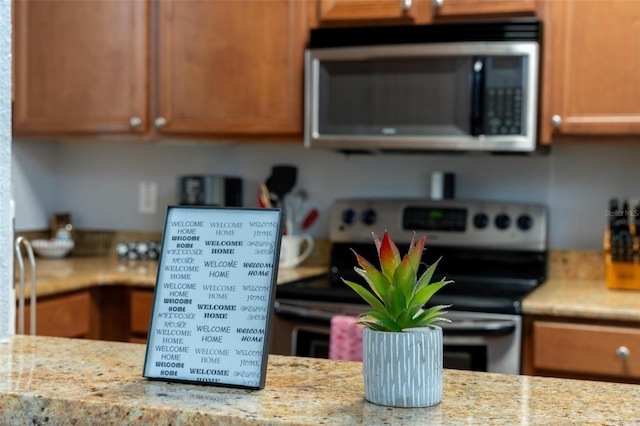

138,181,158,214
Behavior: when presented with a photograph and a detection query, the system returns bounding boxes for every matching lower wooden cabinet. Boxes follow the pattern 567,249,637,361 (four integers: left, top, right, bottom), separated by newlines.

15,286,157,343
129,289,154,343
17,290,94,339
523,316,640,383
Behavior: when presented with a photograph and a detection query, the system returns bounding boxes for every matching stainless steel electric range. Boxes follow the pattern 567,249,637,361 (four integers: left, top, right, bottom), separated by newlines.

272,198,548,374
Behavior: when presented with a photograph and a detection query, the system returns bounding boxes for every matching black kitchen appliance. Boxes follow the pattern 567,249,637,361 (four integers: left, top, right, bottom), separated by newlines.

178,175,243,207
273,198,548,374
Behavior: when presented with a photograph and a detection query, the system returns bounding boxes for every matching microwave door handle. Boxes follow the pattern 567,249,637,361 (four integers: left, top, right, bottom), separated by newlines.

471,57,485,136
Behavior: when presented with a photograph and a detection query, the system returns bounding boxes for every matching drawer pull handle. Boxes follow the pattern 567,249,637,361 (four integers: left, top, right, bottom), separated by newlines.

616,346,630,360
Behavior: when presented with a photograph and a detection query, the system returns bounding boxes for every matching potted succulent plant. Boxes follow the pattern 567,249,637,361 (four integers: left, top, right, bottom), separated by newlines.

342,231,453,408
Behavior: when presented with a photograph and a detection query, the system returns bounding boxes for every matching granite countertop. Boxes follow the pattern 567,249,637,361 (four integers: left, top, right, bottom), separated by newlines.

2,335,640,425
523,250,640,321
523,278,640,321
20,251,640,323
15,257,327,298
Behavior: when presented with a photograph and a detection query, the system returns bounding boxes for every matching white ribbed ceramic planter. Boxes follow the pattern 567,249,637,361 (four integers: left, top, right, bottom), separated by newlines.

363,326,443,408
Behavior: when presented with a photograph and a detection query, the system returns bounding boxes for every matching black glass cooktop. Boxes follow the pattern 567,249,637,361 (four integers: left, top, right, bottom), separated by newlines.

276,273,533,315
275,244,547,315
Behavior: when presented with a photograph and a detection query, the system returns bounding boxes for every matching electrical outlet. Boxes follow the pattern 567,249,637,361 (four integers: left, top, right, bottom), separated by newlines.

139,181,158,214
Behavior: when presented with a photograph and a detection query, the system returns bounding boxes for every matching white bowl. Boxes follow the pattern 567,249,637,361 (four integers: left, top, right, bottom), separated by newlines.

31,239,75,258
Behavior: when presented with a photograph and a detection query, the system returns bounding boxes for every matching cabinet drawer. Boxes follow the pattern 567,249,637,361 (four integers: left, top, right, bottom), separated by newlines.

130,290,154,335
20,291,91,338
533,322,640,379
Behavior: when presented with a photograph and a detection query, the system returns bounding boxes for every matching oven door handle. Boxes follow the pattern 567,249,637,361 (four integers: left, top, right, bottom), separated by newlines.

275,302,517,337
440,320,516,337
274,302,336,322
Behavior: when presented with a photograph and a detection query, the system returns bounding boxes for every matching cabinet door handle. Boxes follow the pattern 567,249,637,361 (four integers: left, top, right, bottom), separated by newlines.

551,114,563,129
130,116,142,128
154,117,167,128
616,346,630,360
432,0,444,8
401,0,412,11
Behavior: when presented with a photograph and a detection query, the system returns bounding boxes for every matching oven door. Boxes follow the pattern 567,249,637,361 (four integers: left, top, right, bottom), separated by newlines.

272,301,522,374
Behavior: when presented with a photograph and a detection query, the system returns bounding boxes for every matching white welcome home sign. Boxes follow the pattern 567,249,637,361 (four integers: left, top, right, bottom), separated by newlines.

143,206,282,389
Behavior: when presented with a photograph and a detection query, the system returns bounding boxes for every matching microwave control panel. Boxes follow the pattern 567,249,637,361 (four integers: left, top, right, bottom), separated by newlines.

484,56,525,136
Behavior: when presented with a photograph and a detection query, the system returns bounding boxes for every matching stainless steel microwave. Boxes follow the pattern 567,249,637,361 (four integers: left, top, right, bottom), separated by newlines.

304,20,541,153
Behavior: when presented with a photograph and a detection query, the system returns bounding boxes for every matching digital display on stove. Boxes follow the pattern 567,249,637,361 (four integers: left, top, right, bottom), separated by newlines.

402,207,467,232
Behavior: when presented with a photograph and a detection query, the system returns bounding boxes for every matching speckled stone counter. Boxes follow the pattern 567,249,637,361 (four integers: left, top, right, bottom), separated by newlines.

15,257,327,298
523,250,640,321
19,251,640,323
2,335,640,425
523,278,640,321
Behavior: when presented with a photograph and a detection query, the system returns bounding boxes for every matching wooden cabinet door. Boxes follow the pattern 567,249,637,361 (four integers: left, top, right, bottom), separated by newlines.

13,0,149,136
539,0,640,143
430,0,535,18
129,289,154,341
156,0,307,136
316,0,534,25
18,291,92,338
318,0,420,23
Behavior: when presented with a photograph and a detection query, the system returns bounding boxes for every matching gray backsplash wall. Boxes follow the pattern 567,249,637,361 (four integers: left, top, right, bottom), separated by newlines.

11,140,640,249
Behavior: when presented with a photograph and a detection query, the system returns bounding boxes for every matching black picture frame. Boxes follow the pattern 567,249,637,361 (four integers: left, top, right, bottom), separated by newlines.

143,206,283,389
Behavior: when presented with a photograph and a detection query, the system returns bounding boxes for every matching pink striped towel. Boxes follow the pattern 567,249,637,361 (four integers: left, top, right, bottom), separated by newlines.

329,315,364,361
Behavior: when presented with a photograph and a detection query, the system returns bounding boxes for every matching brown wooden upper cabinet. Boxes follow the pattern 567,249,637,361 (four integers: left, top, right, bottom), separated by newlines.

13,0,308,139
538,0,640,144
156,1,306,136
316,0,535,25
317,0,422,23
429,0,535,18
13,1,149,136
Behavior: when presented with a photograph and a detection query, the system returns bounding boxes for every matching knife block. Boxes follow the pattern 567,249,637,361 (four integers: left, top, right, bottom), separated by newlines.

604,227,640,290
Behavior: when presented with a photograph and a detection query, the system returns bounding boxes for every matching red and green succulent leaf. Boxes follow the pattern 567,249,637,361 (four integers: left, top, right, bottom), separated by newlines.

356,320,397,331
384,285,407,321
414,257,443,294
342,232,453,331
407,234,426,275
409,280,453,307
353,267,385,301
357,311,389,328
352,250,390,301
356,310,403,331
341,279,387,314
395,303,425,328
378,317,403,332
355,321,384,331
378,231,401,282
357,310,387,322
393,254,416,300
372,232,382,254
413,304,452,327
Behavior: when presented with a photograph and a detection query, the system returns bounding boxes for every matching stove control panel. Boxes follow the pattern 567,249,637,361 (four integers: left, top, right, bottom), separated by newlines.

329,198,547,251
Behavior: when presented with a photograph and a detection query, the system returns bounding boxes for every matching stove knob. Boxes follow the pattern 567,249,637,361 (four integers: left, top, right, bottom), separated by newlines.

342,208,357,225
361,209,377,225
473,212,489,229
495,213,511,230
517,214,533,231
